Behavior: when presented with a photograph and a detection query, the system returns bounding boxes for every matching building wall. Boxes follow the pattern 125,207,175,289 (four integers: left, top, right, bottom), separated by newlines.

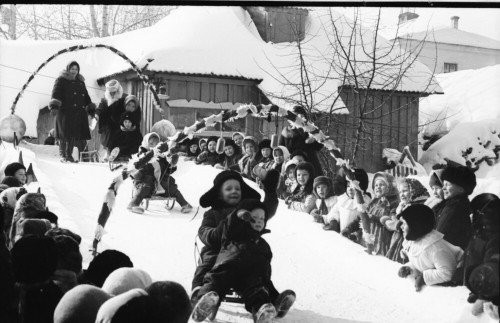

399,39,500,73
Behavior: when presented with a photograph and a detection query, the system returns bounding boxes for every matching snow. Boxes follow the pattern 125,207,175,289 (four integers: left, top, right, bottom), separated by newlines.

419,65,500,134
3,141,497,323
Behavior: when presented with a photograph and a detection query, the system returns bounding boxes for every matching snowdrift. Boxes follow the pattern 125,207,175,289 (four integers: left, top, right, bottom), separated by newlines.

2,142,496,323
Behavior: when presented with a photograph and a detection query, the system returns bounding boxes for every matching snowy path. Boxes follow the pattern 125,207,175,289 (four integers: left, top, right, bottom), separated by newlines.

15,143,493,323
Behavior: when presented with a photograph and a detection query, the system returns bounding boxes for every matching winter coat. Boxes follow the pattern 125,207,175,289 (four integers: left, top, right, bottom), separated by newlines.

198,208,235,259
195,151,220,166
461,235,500,286
213,210,272,279
326,193,371,232
435,195,473,250
49,70,92,140
402,230,464,285
424,196,446,220
108,126,143,159
238,154,258,181
96,92,127,147
288,185,316,214
278,126,323,175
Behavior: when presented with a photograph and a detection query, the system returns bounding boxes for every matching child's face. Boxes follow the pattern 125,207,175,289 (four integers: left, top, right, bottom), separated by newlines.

261,148,272,159
207,141,217,153
148,137,159,149
399,183,410,203
125,101,136,112
273,150,284,164
287,169,296,181
234,135,243,146
200,142,207,151
220,179,241,206
401,219,409,239
373,179,389,198
123,120,133,130
296,169,310,186
14,169,27,185
292,155,305,163
250,208,266,232
190,144,198,153
245,143,255,156
346,180,355,199
316,184,329,198
431,185,444,199
224,145,234,157
442,180,465,200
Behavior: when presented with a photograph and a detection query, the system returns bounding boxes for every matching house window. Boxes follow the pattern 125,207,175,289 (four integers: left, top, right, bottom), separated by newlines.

444,63,458,73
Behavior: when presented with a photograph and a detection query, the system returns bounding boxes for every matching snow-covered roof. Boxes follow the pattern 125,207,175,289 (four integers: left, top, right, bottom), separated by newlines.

398,25,500,50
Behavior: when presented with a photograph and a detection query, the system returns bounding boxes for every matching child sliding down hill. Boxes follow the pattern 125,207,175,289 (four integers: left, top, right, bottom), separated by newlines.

191,199,295,323
127,132,192,214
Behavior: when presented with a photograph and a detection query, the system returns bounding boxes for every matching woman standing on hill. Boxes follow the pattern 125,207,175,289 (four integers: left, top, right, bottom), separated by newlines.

49,61,95,163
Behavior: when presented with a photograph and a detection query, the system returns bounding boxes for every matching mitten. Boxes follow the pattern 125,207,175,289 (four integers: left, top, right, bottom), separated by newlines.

380,216,391,227
398,266,413,278
340,229,350,238
158,141,170,153
262,169,280,192
86,102,96,117
168,153,179,166
312,213,324,224
348,233,358,242
467,293,479,304
237,210,253,223
414,274,425,292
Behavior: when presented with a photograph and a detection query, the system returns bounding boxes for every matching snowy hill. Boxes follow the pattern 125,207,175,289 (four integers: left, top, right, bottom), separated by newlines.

4,142,495,323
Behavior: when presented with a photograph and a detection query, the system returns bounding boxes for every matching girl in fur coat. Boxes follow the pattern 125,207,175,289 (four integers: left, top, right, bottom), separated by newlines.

398,204,464,292
359,172,399,255
284,162,316,214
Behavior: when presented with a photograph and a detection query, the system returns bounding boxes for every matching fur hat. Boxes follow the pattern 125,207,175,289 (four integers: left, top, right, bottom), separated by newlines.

242,136,258,150
83,249,133,287
11,235,58,284
13,218,52,243
441,165,477,195
206,136,218,145
224,138,238,151
400,204,435,241
313,176,332,199
429,169,444,188
258,139,272,151
188,137,199,147
119,112,136,128
45,227,81,244
1,176,22,187
468,257,499,302
66,61,80,73
145,281,192,323
290,149,308,161
52,235,83,273
96,288,148,323
292,105,308,119
4,162,26,177
294,161,315,193
124,95,138,109
102,268,152,296
372,172,398,197
105,79,121,93
237,199,268,220
35,210,59,225
199,170,261,208
54,284,111,323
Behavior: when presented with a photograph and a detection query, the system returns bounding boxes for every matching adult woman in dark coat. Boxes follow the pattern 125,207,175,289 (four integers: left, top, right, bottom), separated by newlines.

49,61,95,162
278,105,324,175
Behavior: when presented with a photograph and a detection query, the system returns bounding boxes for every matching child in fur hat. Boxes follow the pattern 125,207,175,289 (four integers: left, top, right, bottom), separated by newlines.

310,176,337,223
215,139,242,170
195,136,220,166
384,178,430,264
184,137,201,161
107,112,143,162
54,284,111,323
80,249,133,287
237,136,259,181
284,161,316,213
192,199,295,323
252,139,274,186
359,172,399,255
191,170,281,315
435,164,476,250
328,169,371,240
8,192,47,249
4,162,27,185
127,132,192,214
398,204,464,292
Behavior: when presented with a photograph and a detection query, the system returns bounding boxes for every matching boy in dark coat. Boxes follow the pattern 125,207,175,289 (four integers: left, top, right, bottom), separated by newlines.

436,165,476,250
192,199,295,323
108,112,143,162
215,139,242,170
49,61,95,163
195,136,220,166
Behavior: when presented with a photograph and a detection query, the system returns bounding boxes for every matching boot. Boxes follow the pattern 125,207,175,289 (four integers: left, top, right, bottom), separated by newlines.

191,291,219,322
190,286,201,307
181,203,193,214
253,303,277,323
66,139,78,163
59,140,67,162
274,290,296,318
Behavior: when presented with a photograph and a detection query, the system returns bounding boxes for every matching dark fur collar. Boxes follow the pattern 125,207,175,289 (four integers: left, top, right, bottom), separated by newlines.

59,70,85,82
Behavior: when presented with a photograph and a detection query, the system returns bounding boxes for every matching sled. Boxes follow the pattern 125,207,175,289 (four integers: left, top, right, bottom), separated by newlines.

140,195,176,211
109,157,130,171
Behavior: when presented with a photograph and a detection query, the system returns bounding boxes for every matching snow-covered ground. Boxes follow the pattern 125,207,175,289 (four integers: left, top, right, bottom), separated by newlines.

3,142,496,323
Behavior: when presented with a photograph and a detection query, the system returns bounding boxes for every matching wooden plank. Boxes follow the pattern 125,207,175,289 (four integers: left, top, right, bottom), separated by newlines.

200,82,210,102
390,94,400,150
399,96,408,150
215,83,228,103
186,81,201,101
161,73,259,86
408,95,419,158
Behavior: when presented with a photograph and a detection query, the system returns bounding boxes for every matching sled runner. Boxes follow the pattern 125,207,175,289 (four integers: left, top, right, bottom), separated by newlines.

140,195,176,210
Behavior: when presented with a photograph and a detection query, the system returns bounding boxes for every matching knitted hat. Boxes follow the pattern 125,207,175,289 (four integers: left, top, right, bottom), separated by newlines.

441,165,477,195
313,176,332,199
95,288,148,323
206,136,218,145
11,235,58,284
258,139,272,151
290,149,308,161
429,169,444,188
54,284,111,323
145,281,192,323
66,61,80,73
105,79,121,93
292,105,308,119
45,227,81,244
0,175,22,187
124,95,138,109
102,268,153,296
199,170,261,208
52,235,83,273
400,204,436,241
372,172,398,197
4,162,26,177
468,258,499,302
13,218,52,243
34,210,59,225
83,249,133,287
237,199,268,220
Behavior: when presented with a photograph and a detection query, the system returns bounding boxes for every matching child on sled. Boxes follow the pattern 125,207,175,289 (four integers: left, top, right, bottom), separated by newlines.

126,132,192,214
